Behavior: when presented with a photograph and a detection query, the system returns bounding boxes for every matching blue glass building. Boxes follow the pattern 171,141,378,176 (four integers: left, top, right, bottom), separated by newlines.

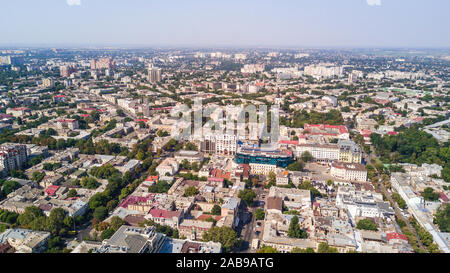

234,147,294,168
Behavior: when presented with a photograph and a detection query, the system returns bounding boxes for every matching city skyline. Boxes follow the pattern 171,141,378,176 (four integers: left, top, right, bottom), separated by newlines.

0,0,449,259
1,0,450,48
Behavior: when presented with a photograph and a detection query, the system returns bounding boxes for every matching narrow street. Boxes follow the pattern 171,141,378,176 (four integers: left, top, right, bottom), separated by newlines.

365,143,426,251
241,208,256,253
377,177,425,250
235,187,266,253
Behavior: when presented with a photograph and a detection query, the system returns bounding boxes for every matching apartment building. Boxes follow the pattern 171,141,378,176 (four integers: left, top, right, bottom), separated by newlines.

338,139,362,164
235,147,294,175
148,66,162,83
268,186,311,211
0,143,28,175
56,119,79,130
303,124,349,140
6,107,31,117
201,134,237,156
0,229,50,253
296,143,339,162
155,158,180,176
331,162,367,182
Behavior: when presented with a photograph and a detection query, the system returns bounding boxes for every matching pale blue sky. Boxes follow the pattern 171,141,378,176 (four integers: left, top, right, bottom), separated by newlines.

1,0,449,47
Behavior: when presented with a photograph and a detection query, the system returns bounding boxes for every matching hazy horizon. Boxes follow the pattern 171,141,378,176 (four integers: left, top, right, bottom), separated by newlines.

1,0,450,48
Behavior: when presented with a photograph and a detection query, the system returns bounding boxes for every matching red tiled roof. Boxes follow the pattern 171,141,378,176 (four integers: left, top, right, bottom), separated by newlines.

440,193,449,203
119,195,154,209
386,232,408,242
39,204,53,211
57,119,77,123
148,208,181,219
304,124,348,135
266,196,282,211
45,185,60,196
152,107,173,111
145,175,158,182
279,140,299,145
197,215,222,221
210,168,231,180
9,107,30,111
124,214,146,226
360,129,372,137
240,164,250,178
373,98,390,105
207,177,224,183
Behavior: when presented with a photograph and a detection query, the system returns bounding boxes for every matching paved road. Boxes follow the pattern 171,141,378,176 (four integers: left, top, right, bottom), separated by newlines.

363,145,426,251
240,209,255,253
77,223,93,241
376,176,425,250
238,187,267,253
94,93,138,120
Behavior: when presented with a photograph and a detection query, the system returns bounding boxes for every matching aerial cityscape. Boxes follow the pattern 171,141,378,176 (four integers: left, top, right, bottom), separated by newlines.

0,0,449,258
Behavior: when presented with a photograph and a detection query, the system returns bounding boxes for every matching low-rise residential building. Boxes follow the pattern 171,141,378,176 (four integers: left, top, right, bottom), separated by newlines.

296,143,339,162
156,158,179,176
56,119,79,130
331,162,367,182
174,150,204,163
338,139,362,164
0,229,50,253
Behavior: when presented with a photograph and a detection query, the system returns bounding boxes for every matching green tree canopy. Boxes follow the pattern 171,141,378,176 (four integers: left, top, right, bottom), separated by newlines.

46,208,67,235
80,176,100,189
317,242,339,253
288,215,307,239
434,204,450,232
31,171,46,183
101,228,116,240
211,204,222,216
301,151,314,163
93,206,108,221
291,247,315,253
238,189,257,207
257,245,279,253
184,186,199,197
286,160,305,172
17,206,44,227
184,142,198,151
356,219,378,231
148,181,171,193
110,216,126,231
422,187,440,201
255,208,265,220
67,189,77,198
202,226,238,252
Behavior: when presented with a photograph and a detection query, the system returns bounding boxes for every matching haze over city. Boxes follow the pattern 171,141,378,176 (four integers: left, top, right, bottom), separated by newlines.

0,0,449,266
1,0,450,48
